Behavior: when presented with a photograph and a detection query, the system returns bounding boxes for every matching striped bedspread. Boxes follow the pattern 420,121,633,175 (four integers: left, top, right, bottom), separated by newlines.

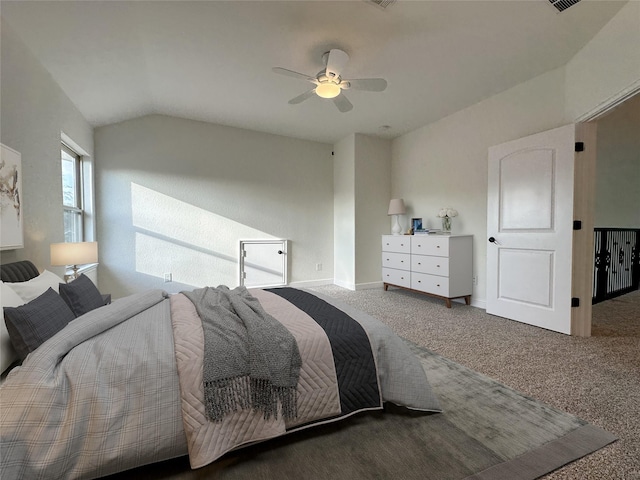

0,287,440,479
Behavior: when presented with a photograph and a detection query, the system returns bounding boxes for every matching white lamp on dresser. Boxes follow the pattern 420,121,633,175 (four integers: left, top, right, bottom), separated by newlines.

387,198,406,236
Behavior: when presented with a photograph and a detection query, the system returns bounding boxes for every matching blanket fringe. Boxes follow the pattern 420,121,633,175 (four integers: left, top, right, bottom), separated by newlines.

204,376,297,423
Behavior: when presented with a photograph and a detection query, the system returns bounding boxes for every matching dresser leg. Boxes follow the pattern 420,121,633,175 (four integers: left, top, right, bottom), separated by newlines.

464,295,471,305
383,283,389,291
445,298,452,308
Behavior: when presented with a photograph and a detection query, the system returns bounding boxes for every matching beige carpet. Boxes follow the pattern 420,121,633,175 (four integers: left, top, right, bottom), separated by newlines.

308,286,640,480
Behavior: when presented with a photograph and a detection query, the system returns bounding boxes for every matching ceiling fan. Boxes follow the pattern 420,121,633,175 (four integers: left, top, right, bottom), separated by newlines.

273,49,387,113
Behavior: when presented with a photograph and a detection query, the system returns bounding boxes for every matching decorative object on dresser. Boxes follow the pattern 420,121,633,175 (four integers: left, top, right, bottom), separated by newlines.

411,218,422,234
50,241,98,281
387,198,406,236
437,207,458,233
382,234,472,308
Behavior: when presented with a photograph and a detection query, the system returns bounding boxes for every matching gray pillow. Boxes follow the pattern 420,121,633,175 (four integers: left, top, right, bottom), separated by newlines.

58,274,105,317
4,287,76,360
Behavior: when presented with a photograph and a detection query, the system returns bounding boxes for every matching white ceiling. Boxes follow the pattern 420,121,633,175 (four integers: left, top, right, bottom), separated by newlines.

1,0,627,144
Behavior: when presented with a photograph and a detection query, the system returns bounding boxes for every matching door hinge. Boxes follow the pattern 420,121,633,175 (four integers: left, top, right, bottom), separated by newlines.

573,220,582,230
571,297,580,307
575,142,584,152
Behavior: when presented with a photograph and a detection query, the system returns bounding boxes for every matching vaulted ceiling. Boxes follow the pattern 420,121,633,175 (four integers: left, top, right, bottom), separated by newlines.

1,0,627,144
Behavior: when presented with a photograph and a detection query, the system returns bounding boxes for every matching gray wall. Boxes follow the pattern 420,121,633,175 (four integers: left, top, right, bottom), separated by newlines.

391,68,568,308
94,114,334,298
333,133,392,290
391,1,640,307
594,93,640,228
0,19,94,275
354,134,391,287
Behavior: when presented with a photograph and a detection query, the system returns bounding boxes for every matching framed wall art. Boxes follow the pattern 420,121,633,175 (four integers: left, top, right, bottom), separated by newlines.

1,144,24,250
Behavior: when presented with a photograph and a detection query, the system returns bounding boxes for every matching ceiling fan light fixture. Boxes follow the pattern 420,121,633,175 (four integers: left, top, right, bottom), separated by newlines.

315,82,341,99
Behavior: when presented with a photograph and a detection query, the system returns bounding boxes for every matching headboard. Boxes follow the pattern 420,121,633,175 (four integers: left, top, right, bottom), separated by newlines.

0,260,40,283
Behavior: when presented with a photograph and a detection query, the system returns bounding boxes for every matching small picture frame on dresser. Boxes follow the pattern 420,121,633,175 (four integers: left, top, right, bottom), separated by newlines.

411,218,422,233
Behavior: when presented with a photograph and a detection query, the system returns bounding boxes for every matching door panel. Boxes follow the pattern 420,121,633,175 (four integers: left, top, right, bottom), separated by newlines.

500,149,554,231
487,124,576,334
498,249,554,307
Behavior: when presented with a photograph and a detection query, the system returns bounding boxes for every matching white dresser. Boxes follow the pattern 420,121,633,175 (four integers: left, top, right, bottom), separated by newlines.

382,234,473,308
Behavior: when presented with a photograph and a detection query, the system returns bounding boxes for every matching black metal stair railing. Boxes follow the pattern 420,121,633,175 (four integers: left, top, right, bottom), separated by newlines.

592,228,640,304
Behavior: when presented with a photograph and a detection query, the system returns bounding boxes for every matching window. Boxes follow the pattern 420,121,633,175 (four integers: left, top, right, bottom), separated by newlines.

61,144,84,242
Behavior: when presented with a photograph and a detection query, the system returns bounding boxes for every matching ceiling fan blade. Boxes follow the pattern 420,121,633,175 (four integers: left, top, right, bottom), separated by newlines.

288,89,316,105
344,78,387,92
325,49,350,80
333,93,353,113
272,67,317,84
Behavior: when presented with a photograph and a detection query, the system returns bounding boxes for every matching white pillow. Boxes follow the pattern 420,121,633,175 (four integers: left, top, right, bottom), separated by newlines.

1,281,25,373
6,270,65,303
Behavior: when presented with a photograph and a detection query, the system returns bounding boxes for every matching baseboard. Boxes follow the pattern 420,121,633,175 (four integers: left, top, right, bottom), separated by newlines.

333,279,355,291
355,281,384,291
470,298,486,310
288,278,335,288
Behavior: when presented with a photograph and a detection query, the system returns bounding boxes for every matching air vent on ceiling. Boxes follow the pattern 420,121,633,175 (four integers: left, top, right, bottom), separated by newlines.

548,0,582,13
364,0,397,10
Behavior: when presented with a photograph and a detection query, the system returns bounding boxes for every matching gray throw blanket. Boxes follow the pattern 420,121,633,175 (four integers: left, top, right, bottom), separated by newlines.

182,286,301,422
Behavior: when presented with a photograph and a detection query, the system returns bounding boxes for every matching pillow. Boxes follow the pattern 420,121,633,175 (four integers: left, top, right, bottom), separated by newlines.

1,281,25,372
58,274,104,317
4,287,76,361
7,270,65,303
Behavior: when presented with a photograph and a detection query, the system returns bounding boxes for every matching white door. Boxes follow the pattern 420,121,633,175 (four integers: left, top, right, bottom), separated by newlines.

240,240,288,288
487,124,577,334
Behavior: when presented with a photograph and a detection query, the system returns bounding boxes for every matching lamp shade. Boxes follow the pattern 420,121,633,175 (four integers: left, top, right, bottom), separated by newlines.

50,242,98,266
387,198,406,216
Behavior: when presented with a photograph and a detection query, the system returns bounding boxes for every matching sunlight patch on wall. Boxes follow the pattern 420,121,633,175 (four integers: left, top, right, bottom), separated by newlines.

131,183,275,286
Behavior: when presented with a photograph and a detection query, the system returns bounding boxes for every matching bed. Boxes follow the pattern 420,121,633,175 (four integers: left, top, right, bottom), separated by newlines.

1,260,441,480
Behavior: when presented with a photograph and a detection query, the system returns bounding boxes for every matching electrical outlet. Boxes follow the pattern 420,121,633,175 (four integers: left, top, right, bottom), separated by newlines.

164,273,172,283
316,263,322,271
472,275,478,286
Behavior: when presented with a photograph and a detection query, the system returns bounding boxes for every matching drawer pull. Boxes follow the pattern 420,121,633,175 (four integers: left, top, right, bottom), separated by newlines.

418,262,421,265
418,280,421,283
437,265,440,268
418,244,421,247
437,284,440,287
437,246,440,249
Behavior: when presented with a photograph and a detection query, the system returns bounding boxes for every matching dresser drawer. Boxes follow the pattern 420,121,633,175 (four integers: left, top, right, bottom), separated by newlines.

382,235,410,254
411,272,450,297
382,252,411,270
411,236,449,257
411,255,450,276
382,267,411,288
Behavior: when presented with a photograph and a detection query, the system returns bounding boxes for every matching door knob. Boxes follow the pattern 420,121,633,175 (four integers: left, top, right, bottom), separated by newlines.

277,250,284,254
488,237,496,243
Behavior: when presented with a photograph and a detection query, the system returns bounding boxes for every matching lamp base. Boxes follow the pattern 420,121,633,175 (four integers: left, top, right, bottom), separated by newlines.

64,265,80,283
391,215,403,236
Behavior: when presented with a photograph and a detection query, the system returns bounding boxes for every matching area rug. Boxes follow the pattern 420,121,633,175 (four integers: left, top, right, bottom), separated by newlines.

106,341,616,480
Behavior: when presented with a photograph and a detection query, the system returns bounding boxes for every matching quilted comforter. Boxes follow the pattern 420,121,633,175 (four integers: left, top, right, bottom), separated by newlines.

0,287,440,479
